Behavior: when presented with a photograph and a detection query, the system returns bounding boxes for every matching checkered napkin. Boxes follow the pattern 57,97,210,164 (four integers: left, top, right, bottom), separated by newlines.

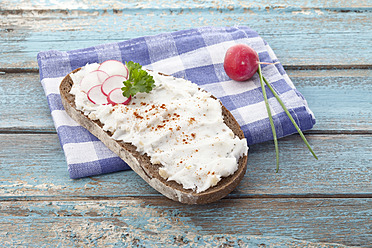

37,26,315,179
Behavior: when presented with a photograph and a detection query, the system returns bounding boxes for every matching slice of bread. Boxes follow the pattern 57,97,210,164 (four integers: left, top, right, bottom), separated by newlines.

60,68,248,204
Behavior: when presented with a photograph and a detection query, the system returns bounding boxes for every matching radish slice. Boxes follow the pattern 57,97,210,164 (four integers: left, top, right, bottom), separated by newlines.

80,70,109,93
101,75,127,96
98,60,128,79
107,88,131,105
87,85,108,105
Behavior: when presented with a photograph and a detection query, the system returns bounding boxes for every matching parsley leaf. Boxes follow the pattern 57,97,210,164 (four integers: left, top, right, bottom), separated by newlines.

121,61,155,98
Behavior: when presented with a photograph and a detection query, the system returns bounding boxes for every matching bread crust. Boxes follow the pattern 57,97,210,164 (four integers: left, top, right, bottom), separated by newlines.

60,68,248,204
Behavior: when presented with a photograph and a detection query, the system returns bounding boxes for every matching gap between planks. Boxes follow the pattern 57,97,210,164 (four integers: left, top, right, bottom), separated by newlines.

1,193,371,202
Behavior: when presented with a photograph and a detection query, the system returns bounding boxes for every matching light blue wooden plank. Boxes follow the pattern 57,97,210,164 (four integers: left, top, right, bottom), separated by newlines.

1,6,371,68
2,0,371,9
0,73,54,132
0,198,370,247
0,133,371,197
292,69,372,132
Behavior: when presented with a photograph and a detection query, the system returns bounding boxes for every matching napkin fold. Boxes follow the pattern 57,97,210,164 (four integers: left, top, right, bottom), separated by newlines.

37,26,315,179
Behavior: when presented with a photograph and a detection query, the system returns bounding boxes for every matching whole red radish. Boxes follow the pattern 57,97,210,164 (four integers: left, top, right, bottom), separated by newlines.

224,44,259,81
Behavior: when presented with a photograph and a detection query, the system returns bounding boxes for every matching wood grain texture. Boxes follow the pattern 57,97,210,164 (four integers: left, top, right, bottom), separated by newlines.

0,72,54,132
1,70,370,132
1,133,371,197
290,69,372,133
3,0,372,9
1,2,371,68
0,198,370,247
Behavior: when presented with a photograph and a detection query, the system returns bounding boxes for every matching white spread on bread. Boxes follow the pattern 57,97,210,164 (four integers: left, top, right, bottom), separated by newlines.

69,63,248,193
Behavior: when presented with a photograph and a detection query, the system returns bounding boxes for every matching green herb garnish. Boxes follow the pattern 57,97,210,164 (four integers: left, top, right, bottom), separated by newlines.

262,74,318,162
257,63,318,172
122,61,155,98
258,64,280,172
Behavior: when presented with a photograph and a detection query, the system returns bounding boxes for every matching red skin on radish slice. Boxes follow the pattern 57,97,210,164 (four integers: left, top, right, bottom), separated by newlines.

98,60,128,79
101,75,127,96
87,85,109,105
80,70,109,93
107,88,131,105
82,61,130,105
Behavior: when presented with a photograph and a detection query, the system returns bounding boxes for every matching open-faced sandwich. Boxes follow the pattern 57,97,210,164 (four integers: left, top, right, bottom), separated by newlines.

60,60,248,204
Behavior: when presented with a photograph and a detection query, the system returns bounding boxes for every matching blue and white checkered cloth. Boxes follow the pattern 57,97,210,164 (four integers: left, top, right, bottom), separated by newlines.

38,26,315,179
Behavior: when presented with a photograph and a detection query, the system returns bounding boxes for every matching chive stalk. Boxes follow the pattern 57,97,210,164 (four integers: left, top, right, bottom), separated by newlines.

262,75,318,160
257,64,280,172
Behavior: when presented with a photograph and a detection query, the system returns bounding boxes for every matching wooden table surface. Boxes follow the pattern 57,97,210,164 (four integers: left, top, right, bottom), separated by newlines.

1,1,371,247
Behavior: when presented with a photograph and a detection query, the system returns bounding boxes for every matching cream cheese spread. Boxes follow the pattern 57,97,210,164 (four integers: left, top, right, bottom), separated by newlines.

70,63,248,193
